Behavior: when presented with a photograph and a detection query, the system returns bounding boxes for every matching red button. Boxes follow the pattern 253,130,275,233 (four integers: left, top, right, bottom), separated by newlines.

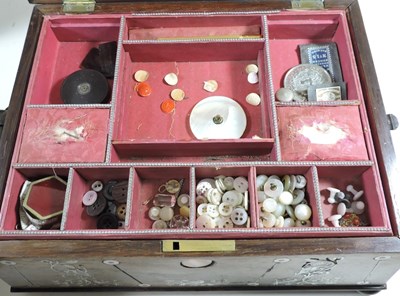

161,99,175,113
135,82,152,97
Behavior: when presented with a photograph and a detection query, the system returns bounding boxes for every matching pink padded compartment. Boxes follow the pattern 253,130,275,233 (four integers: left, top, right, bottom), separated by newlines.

26,16,120,105
0,168,69,231
112,41,274,157
64,167,130,230
267,11,363,101
17,108,110,163
129,167,191,230
126,15,262,40
277,106,369,161
318,166,390,232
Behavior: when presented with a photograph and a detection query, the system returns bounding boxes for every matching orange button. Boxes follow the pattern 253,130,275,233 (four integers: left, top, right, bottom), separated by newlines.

135,82,152,97
161,99,175,113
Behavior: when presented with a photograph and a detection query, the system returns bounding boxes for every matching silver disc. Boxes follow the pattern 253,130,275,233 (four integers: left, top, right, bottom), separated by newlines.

284,64,332,102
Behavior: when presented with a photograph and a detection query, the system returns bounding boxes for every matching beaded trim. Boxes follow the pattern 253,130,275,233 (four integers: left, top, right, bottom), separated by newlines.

26,104,112,109
131,11,281,17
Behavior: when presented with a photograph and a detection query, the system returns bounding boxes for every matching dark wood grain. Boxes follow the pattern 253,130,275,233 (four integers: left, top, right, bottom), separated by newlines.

0,7,43,207
347,1,400,237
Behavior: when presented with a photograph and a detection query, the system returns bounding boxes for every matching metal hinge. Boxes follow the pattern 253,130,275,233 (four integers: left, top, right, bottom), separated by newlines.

63,0,96,13
291,0,325,10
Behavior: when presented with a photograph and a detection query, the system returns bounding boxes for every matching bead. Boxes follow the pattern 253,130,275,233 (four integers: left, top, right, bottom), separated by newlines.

296,220,311,227
179,206,190,218
160,98,175,113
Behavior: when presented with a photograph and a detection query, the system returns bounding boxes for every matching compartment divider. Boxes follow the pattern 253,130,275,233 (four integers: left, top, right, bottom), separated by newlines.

106,16,126,164
189,166,196,230
249,166,258,228
263,15,281,161
124,167,135,230
60,167,74,231
311,165,325,227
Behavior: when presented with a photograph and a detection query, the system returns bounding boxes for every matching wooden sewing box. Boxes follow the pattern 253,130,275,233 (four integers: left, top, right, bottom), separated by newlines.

0,0,399,293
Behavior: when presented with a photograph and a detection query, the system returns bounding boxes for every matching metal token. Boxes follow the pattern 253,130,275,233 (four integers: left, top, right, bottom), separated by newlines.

284,64,332,102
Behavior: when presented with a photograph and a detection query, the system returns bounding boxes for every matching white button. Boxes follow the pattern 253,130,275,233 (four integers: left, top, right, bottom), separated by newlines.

279,191,293,205
197,203,208,216
230,208,248,226
152,220,168,229
292,189,305,205
242,191,249,211
206,204,220,218
164,73,178,85
196,179,215,195
148,206,161,221
196,215,216,229
134,70,149,82
207,188,222,205
159,207,174,221
222,190,243,206
261,212,276,228
275,216,285,228
215,178,226,193
294,204,312,221
276,88,294,102
262,198,277,213
170,88,185,101
285,205,295,220
264,179,284,199
245,64,259,74
257,190,267,203
91,181,103,192
203,80,218,92
177,194,190,207
283,217,295,227
233,176,248,193
272,203,286,218
223,177,235,190
295,175,307,189
256,175,268,190
246,93,261,106
82,190,97,206
247,72,259,84
215,217,234,229
218,203,233,217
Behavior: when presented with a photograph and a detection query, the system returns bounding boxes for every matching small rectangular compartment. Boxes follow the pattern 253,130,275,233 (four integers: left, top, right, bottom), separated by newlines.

277,106,370,161
126,15,263,40
130,167,191,230
267,11,362,102
317,165,391,233
254,166,320,230
17,107,110,163
112,40,274,158
63,167,131,231
0,167,70,232
26,16,121,105
194,166,256,230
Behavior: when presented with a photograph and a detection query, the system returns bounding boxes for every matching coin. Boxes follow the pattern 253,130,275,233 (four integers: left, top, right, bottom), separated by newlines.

284,64,332,102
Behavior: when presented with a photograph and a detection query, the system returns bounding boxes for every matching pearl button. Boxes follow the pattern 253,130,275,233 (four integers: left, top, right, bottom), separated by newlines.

247,72,259,84
91,180,103,192
223,177,235,190
245,64,259,74
262,198,277,213
159,206,174,221
206,204,219,218
196,214,216,229
291,189,305,205
294,204,312,221
148,206,160,220
276,88,294,102
82,190,97,206
218,203,233,217
295,175,307,189
177,194,190,207
246,93,261,106
164,73,178,85
134,70,149,82
152,220,168,229
264,179,284,199
279,191,293,205
261,213,276,228
233,176,248,193
256,175,268,190
283,217,295,227
257,190,267,203
215,217,234,229
197,203,208,216
231,208,248,226
222,190,243,206
275,216,285,228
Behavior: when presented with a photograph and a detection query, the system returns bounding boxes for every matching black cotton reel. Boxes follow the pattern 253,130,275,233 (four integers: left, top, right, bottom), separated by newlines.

60,69,109,104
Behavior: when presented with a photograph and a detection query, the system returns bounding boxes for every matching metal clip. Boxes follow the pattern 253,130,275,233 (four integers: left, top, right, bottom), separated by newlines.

291,0,324,10
63,0,96,13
